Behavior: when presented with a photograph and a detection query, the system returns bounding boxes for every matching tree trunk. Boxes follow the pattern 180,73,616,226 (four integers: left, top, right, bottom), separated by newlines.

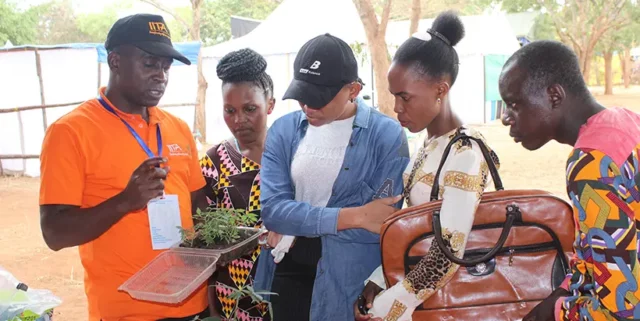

409,0,421,36
594,58,601,86
622,47,632,88
353,0,395,119
195,51,208,142
191,0,207,143
604,49,613,95
619,50,626,86
581,50,593,85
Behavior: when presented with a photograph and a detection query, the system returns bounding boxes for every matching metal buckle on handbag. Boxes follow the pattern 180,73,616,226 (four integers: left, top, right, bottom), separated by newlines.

466,258,496,276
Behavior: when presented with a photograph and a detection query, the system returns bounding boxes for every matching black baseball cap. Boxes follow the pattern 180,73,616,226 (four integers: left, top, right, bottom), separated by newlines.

283,33,358,109
105,14,191,65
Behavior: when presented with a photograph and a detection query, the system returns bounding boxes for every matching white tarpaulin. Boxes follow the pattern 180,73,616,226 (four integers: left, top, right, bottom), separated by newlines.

0,43,200,177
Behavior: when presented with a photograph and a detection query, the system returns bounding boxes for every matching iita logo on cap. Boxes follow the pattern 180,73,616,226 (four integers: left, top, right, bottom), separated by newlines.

299,60,322,76
149,21,170,39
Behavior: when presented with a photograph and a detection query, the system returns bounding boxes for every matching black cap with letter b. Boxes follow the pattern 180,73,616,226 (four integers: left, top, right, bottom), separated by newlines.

283,33,358,109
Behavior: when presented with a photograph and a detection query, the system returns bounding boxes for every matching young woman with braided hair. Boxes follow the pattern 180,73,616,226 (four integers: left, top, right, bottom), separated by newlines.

198,48,274,320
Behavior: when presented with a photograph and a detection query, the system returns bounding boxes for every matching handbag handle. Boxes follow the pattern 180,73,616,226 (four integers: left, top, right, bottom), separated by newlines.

429,134,503,202
429,132,509,266
433,204,521,266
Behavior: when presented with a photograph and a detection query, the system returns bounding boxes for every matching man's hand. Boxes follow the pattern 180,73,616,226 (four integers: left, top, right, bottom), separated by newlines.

266,231,295,249
354,281,384,320
118,157,169,212
267,231,283,248
522,287,570,321
39,157,170,251
357,195,403,233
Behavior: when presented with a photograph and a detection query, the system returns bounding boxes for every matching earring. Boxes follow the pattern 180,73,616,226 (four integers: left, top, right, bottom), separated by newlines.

350,98,355,103
437,98,441,104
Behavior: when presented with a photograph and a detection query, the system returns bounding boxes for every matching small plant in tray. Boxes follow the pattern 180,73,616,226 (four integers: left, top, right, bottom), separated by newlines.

192,285,276,321
178,207,261,265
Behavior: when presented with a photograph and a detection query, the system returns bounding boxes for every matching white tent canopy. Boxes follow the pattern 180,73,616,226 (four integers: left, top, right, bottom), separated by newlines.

385,14,520,56
202,0,367,58
201,0,374,143
201,4,520,144
385,14,520,128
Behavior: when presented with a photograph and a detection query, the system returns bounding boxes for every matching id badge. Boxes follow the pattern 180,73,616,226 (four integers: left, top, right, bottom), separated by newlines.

147,194,182,250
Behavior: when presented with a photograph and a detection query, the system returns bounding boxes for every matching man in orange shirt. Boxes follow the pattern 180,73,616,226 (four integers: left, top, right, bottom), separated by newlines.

38,14,209,321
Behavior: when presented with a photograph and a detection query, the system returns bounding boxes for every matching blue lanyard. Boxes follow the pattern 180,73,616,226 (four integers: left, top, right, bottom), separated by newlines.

98,97,162,158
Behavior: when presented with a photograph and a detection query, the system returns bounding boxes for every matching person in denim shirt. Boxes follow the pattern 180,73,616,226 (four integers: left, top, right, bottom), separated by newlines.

252,34,410,321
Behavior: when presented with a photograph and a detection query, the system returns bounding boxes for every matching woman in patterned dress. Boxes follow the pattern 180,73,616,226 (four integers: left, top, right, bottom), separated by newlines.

354,11,501,321
198,48,274,321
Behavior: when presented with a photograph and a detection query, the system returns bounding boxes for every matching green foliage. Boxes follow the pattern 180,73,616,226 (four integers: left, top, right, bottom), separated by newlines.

180,207,258,247
31,0,81,44
137,0,281,45
0,0,41,45
200,0,281,45
481,0,541,13
164,6,193,42
478,0,635,44
76,0,132,43
350,41,369,66
27,0,132,45
596,3,640,54
529,13,556,41
2,0,280,46
373,0,487,20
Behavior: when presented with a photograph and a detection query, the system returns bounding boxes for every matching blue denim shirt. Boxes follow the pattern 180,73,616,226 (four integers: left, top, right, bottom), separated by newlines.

253,98,410,321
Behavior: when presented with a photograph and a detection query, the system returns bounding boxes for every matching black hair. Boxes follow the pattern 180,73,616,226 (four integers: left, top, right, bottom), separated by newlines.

216,48,274,99
504,40,588,96
393,10,465,85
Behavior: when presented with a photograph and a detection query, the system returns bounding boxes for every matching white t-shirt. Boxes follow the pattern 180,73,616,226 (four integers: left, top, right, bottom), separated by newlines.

291,115,355,206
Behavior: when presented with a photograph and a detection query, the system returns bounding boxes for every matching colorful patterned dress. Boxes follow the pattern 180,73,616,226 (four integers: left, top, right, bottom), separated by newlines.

556,108,640,320
200,140,271,321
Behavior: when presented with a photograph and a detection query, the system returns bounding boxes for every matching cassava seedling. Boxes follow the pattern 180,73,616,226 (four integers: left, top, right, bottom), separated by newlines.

190,285,276,321
178,207,259,248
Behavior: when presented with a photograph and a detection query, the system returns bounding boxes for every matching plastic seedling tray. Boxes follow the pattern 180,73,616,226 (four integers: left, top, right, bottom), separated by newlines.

174,227,263,266
118,250,221,304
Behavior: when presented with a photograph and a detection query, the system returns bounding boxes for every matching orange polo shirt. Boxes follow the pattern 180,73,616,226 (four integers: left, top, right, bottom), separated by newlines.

39,87,207,321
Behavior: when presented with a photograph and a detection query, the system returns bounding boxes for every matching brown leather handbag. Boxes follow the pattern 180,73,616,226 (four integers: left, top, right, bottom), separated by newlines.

380,134,575,320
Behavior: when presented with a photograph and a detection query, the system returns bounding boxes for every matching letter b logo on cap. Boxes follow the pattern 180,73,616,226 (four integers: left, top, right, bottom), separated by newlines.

310,60,321,70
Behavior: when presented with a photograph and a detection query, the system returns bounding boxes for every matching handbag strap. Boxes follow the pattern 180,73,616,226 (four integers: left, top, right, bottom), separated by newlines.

433,204,522,266
429,133,503,202
429,132,513,267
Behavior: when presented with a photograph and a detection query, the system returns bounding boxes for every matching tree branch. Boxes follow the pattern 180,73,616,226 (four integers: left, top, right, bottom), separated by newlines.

378,0,392,37
588,0,629,54
409,0,420,36
139,0,191,32
352,0,380,37
537,0,582,52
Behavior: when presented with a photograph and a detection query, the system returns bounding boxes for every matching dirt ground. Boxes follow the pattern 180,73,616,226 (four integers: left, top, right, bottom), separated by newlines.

1,86,639,321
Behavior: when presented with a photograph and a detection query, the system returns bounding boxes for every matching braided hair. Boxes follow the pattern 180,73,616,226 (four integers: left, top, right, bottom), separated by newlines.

216,48,274,99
